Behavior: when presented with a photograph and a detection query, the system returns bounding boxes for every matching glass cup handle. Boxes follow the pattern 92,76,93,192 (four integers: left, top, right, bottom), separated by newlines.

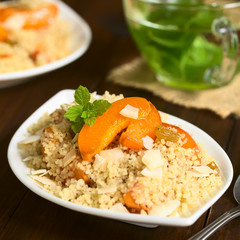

211,17,239,85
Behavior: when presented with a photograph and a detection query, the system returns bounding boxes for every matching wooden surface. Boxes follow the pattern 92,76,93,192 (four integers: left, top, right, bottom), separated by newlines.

0,1,240,239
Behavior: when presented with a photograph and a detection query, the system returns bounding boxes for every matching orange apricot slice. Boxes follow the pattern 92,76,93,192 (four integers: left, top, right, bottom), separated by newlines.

0,7,15,23
123,192,140,210
0,25,8,41
78,97,151,161
0,3,58,30
23,4,58,29
68,161,91,184
120,103,161,149
74,168,91,184
123,192,149,213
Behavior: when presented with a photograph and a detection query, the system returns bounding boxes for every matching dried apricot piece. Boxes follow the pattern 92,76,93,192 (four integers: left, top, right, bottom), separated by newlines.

23,3,58,29
78,97,151,161
0,3,58,30
120,103,161,149
0,25,8,42
123,192,149,213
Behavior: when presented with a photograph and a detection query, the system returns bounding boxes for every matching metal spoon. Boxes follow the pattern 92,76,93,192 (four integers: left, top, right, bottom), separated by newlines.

188,175,240,240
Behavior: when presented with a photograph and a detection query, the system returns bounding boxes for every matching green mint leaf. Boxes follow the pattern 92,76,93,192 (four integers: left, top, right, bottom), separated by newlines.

81,110,95,118
81,102,95,118
64,105,83,122
81,100,111,119
64,85,112,132
84,117,96,126
71,119,85,133
74,86,90,106
81,111,88,118
92,100,111,116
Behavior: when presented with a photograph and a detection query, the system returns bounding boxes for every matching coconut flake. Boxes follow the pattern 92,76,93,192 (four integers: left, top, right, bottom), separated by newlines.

71,133,79,144
3,14,26,30
140,209,148,215
109,203,129,213
22,156,34,162
119,104,139,119
40,171,49,177
189,166,215,177
31,169,47,175
192,166,215,174
94,148,124,170
149,200,180,217
141,167,162,179
100,148,124,162
62,148,76,167
142,149,163,170
19,135,40,144
142,136,154,150
98,185,117,194
93,154,106,170
30,175,55,186
35,128,44,136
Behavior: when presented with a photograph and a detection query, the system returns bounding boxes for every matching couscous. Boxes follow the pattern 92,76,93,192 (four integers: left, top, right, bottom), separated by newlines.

18,86,223,217
0,0,70,73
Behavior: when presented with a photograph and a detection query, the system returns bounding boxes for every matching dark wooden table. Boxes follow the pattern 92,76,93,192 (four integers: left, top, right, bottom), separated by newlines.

1,1,240,239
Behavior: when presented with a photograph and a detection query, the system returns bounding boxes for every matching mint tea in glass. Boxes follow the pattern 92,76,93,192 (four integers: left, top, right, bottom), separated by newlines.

123,0,240,90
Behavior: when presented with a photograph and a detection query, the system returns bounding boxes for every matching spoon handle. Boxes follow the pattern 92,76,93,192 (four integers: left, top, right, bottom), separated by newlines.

188,205,240,240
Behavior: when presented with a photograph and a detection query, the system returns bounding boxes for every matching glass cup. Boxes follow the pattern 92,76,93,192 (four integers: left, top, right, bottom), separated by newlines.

122,0,240,90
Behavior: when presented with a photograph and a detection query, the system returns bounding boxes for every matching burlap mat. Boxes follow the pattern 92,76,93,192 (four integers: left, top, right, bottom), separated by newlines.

107,58,240,118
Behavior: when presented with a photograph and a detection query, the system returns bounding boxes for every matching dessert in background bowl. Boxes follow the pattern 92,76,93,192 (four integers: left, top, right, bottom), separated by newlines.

0,0,91,87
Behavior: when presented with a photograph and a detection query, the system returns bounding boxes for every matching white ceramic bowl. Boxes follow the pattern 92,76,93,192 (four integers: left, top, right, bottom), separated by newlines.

0,0,91,88
8,90,233,228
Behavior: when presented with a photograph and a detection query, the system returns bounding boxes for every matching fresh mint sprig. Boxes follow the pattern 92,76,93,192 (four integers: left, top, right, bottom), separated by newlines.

64,86,112,133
